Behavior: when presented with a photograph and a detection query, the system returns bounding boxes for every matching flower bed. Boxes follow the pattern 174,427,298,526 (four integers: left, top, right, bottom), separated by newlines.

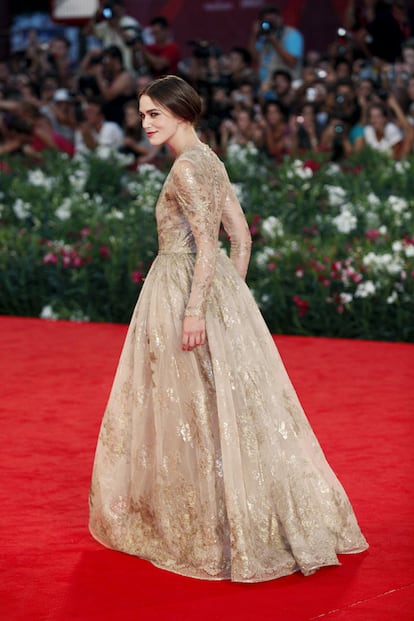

0,147,413,341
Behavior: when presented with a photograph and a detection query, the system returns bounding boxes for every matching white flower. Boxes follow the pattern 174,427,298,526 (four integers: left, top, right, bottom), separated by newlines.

69,310,90,322
114,151,135,167
378,225,387,235
140,198,154,214
107,209,124,220
387,291,398,304
287,159,313,179
392,241,403,253
260,293,271,306
332,204,357,234
261,215,284,239
13,198,31,220
325,163,341,176
231,183,244,201
69,169,87,192
255,246,275,267
138,163,158,174
126,180,141,195
367,192,380,206
388,195,408,213
355,280,376,298
325,184,346,206
363,251,403,275
365,210,380,229
28,169,53,190
40,305,58,320
55,197,72,221
394,160,410,174
226,143,258,165
339,292,353,304
404,245,414,258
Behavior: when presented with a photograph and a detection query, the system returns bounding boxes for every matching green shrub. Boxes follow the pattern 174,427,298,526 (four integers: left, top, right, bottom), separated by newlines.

0,147,412,341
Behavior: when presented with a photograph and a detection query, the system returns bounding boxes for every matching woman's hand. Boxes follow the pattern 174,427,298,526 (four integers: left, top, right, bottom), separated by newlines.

182,316,206,351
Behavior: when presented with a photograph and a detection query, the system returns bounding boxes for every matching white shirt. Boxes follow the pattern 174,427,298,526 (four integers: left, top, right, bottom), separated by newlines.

364,122,403,155
75,121,124,158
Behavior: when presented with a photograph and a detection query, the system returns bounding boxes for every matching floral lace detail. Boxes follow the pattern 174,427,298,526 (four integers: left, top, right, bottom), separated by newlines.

89,143,368,583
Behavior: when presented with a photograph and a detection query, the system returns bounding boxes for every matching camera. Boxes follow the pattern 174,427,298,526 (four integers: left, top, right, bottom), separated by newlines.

260,21,274,35
306,87,317,102
337,27,347,41
89,53,103,65
102,3,113,20
124,26,143,47
334,123,345,134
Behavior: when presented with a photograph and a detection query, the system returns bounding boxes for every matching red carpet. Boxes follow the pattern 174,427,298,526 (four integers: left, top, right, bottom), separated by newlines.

0,316,413,621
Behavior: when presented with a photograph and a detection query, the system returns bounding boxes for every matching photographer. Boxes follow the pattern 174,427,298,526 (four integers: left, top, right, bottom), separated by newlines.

78,45,135,126
248,5,304,83
133,16,181,78
84,1,141,72
319,117,353,161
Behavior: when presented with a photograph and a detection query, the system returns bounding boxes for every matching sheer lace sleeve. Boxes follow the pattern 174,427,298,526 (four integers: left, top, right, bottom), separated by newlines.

172,158,221,319
221,181,252,280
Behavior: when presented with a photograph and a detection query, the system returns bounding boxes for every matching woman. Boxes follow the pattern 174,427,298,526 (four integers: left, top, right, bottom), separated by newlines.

364,96,414,159
261,99,291,162
219,106,264,154
89,75,368,583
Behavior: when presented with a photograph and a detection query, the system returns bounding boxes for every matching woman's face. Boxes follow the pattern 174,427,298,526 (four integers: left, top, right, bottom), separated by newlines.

265,104,282,125
125,105,139,127
139,94,181,146
236,110,251,131
369,107,386,131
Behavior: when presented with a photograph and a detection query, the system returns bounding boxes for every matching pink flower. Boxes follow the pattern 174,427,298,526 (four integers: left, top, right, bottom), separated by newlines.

131,271,144,284
99,246,110,259
302,159,320,172
43,252,58,264
267,262,276,271
80,227,90,238
293,295,309,317
365,229,380,241
72,255,83,268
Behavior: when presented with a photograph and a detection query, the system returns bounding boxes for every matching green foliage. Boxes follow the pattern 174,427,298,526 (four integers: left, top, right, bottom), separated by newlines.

0,147,413,341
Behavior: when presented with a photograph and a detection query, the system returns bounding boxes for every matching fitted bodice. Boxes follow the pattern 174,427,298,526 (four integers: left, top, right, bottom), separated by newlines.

153,143,252,318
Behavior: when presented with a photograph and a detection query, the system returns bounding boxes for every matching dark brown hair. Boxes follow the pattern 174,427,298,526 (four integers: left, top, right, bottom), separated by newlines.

139,75,202,125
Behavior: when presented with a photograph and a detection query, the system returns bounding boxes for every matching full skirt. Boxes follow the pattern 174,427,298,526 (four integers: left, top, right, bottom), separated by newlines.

89,251,368,582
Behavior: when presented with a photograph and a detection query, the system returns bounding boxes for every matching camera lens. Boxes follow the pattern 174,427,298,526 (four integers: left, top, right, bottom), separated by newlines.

261,21,271,33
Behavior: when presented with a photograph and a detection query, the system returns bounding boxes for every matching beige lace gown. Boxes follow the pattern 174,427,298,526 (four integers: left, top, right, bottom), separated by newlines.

89,143,368,582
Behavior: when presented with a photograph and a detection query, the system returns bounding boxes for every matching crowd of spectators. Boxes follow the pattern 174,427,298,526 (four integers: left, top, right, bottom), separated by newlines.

2,0,414,168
